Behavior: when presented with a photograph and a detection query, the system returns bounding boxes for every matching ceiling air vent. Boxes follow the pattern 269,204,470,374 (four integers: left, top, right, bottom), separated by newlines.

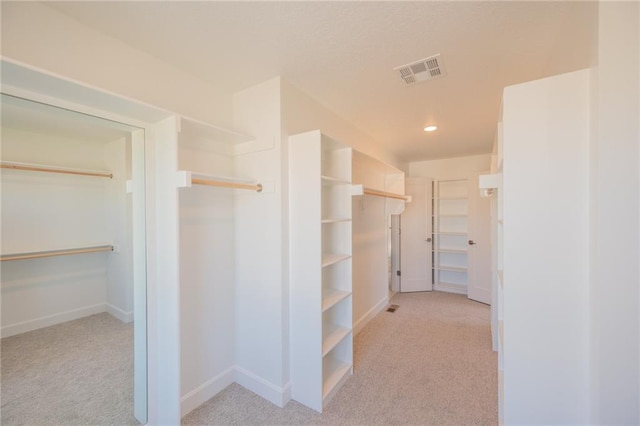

395,54,445,87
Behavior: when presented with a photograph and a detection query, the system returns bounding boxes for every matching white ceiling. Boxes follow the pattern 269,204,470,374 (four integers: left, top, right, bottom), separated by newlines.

47,1,597,163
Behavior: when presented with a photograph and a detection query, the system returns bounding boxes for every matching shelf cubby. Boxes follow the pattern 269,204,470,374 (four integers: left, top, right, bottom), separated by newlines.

322,337,353,405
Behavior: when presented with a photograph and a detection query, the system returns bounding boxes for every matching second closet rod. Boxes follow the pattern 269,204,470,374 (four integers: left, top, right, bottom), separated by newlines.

192,177,263,192
0,161,113,178
363,187,409,201
1,245,114,262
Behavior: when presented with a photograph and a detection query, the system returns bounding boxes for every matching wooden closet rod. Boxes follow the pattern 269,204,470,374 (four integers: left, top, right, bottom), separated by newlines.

192,177,263,192
1,245,114,262
0,162,113,179
363,187,409,201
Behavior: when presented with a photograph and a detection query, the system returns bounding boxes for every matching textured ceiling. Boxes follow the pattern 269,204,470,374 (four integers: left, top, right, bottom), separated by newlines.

47,1,597,162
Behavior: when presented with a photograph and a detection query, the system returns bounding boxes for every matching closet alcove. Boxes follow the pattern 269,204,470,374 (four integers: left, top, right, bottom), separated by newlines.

174,116,267,415
0,93,148,424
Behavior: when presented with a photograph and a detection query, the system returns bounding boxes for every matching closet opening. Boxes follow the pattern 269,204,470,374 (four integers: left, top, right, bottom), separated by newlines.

0,93,148,425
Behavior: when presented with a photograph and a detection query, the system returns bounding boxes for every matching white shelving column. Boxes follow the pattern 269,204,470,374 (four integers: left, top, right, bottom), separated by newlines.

290,130,354,412
500,70,590,425
432,179,470,294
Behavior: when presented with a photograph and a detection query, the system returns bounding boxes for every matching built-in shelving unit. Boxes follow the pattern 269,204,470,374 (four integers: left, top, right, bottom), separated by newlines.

290,130,355,412
432,179,470,294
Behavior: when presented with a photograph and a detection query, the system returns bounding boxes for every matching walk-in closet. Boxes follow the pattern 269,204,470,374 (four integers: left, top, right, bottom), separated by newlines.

0,93,147,425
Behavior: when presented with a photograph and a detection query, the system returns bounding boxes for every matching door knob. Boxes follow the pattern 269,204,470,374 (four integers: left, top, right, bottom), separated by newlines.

468,240,476,245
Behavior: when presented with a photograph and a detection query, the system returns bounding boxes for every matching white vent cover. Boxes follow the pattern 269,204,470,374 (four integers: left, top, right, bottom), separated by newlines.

394,54,445,86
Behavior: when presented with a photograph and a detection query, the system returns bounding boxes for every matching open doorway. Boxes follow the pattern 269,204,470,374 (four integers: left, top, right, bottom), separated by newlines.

0,94,148,425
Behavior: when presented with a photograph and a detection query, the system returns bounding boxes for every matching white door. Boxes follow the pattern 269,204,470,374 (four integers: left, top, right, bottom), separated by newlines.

400,177,432,292
467,173,492,304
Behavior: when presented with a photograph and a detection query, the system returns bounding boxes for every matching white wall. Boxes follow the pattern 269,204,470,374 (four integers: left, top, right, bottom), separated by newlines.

104,137,134,322
590,2,640,423
351,195,388,333
351,151,396,334
503,69,591,424
177,144,236,412
409,154,491,180
233,78,291,406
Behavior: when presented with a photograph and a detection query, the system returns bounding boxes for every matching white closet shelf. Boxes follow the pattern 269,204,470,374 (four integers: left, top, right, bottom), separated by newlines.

1,244,114,262
434,248,468,254
433,196,467,200
176,170,267,192
322,357,352,401
0,161,112,179
322,253,351,267
362,187,411,201
322,288,351,312
321,175,351,185
433,231,467,236
433,214,468,218
322,324,351,357
179,115,252,144
321,218,351,224
434,265,468,273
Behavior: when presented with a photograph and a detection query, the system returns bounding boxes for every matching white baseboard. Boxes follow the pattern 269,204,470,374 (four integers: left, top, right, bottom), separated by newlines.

106,304,133,323
235,366,291,408
180,366,235,417
179,366,291,417
1,303,107,338
353,295,389,336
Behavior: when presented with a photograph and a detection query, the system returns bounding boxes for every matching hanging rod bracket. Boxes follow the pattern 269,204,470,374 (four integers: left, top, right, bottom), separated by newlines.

176,170,192,188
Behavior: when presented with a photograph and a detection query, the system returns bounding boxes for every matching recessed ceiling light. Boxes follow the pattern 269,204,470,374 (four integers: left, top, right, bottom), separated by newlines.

424,125,438,132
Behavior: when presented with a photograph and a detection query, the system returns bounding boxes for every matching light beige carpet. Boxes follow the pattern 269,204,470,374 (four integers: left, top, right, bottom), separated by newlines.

1,312,138,426
183,291,498,426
